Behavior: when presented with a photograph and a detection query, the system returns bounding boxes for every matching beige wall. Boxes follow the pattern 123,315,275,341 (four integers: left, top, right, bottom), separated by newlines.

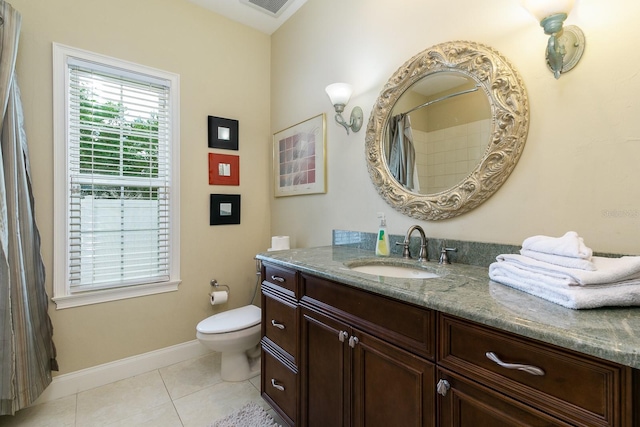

271,0,640,255
12,0,271,374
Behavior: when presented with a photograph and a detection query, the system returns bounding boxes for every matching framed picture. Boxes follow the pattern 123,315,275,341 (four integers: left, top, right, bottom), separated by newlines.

208,116,239,150
273,113,326,197
209,153,240,186
210,194,241,225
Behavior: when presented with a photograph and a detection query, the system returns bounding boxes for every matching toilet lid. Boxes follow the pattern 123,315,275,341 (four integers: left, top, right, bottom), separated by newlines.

196,305,261,334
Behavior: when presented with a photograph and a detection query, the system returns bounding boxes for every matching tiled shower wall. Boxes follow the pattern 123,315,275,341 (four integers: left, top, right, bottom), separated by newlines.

413,118,492,194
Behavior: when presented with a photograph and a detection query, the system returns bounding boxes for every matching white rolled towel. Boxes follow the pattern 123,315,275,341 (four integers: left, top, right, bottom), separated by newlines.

522,231,592,260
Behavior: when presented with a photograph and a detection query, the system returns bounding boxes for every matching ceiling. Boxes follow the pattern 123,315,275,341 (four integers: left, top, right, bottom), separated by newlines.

188,0,308,35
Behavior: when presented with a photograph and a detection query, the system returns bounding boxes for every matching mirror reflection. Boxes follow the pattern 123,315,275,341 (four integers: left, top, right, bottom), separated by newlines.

385,72,491,195
365,40,529,221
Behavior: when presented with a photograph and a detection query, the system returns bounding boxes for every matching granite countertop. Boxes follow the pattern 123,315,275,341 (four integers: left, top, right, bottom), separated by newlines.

257,245,640,369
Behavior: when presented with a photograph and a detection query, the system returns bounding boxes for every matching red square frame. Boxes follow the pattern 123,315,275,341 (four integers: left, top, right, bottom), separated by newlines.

209,153,239,186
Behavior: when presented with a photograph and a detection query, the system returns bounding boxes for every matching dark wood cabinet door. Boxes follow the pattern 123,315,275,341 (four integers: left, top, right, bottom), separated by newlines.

352,329,436,427
437,369,573,427
300,306,351,427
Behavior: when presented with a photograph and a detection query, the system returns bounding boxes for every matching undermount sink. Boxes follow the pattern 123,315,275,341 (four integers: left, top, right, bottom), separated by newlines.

347,262,440,279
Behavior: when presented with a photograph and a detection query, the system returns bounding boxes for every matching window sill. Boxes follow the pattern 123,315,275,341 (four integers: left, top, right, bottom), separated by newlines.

52,280,181,309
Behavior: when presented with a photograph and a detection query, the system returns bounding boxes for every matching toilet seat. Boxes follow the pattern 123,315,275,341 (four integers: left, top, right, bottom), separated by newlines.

196,305,261,334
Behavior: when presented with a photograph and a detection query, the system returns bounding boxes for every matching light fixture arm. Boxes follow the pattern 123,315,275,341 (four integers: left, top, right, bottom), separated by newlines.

333,105,363,135
536,12,585,79
541,13,568,79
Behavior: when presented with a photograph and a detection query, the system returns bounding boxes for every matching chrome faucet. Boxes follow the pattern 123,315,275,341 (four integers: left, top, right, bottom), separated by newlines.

396,225,428,262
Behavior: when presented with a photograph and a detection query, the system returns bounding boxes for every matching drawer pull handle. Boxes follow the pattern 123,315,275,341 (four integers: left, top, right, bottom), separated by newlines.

338,331,349,342
486,352,545,376
348,336,359,348
271,379,285,391
271,320,285,330
271,275,285,283
436,379,450,396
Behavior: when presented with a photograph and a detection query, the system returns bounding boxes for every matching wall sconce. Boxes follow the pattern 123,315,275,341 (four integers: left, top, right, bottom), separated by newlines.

521,0,585,79
325,83,363,134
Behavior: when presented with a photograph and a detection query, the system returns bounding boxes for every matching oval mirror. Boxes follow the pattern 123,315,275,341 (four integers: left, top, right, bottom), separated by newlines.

365,41,529,220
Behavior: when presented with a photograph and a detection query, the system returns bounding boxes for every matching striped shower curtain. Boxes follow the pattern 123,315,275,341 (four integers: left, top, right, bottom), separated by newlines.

0,1,57,416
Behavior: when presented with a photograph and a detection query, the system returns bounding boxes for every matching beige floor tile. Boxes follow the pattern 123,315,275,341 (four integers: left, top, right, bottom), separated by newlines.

76,370,171,427
173,380,268,427
0,395,76,427
159,352,221,400
249,372,261,391
105,402,182,427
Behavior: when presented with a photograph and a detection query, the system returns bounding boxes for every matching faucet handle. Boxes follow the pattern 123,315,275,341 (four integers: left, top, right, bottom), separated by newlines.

438,246,458,264
395,241,412,259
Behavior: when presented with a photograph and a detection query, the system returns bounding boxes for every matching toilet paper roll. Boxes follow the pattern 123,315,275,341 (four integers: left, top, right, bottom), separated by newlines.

270,235,290,251
210,290,228,306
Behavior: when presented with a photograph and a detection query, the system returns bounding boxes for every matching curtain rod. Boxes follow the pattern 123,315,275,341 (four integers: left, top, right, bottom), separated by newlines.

401,85,481,116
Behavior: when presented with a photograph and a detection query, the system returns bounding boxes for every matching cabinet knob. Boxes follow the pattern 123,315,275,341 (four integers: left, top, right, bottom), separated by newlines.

271,320,285,330
270,275,285,283
436,379,450,396
485,352,545,376
271,378,285,392
338,331,348,342
348,336,359,348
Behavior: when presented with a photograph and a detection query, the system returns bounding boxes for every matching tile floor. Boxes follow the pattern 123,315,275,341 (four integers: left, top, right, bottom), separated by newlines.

0,352,286,427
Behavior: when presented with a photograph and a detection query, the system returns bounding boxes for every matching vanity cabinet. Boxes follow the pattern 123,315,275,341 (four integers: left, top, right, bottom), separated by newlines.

299,271,437,427
437,314,634,427
260,263,300,426
260,261,637,427
436,368,574,426
300,305,436,427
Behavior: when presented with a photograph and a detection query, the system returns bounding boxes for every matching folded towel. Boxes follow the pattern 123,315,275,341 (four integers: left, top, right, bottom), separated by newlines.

522,231,593,260
520,249,596,271
497,254,640,286
489,262,640,309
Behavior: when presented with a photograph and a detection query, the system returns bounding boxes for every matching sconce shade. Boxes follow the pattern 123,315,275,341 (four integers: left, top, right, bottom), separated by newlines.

521,0,575,21
325,83,352,106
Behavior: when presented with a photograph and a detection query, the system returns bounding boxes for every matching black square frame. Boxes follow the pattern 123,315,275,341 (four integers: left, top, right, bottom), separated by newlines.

208,116,239,150
210,194,241,225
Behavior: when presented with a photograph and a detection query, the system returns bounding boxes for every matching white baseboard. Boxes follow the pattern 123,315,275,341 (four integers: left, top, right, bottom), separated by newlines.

34,340,213,405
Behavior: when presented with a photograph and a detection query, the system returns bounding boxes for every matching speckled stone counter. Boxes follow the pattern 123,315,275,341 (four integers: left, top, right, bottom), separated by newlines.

257,245,640,369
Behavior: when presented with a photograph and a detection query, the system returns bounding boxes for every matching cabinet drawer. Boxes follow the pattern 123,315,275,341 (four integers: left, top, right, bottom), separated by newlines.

263,263,298,298
262,349,297,425
301,273,435,360
438,314,627,427
263,291,298,362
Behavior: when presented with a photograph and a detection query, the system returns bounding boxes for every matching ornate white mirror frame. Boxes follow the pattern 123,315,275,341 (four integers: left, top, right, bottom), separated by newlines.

365,41,529,220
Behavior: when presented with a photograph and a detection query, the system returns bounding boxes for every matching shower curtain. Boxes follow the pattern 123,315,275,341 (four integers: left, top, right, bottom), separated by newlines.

0,1,57,416
388,113,419,192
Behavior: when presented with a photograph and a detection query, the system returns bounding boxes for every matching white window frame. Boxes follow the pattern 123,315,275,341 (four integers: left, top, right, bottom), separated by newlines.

52,43,181,309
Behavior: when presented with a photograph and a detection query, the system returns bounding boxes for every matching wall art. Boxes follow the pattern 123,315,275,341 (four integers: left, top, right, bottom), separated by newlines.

210,194,241,225
208,115,239,150
273,113,326,197
209,153,239,186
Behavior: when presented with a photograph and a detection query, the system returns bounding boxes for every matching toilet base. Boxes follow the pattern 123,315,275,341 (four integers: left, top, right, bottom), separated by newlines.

220,347,261,382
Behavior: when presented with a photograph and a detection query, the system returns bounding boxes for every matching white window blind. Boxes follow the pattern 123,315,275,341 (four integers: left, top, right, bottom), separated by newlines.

67,61,172,291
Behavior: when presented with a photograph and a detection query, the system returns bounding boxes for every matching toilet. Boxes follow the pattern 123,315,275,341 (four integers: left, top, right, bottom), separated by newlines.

196,304,262,382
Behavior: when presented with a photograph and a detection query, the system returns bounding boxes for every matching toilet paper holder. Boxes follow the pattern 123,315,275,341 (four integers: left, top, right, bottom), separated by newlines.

210,279,230,293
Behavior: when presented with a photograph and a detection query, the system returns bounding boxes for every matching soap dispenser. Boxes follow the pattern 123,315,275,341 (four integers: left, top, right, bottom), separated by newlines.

375,213,390,256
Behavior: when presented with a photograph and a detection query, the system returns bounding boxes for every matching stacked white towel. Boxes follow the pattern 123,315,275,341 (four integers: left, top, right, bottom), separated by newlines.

522,231,593,259
489,232,640,309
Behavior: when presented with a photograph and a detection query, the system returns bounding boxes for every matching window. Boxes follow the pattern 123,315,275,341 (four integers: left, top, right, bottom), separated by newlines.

53,44,180,309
